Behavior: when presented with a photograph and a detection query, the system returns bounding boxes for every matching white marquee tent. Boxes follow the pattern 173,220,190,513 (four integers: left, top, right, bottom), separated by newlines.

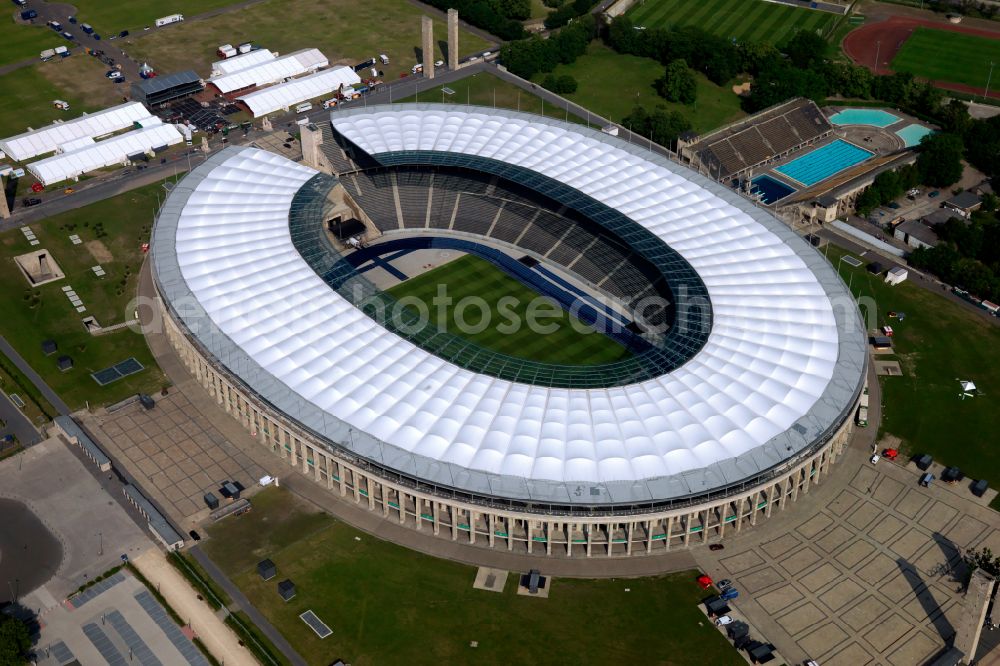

208,48,328,94
236,66,361,117
29,122,183,186
0,102,151,162
210,48,276,77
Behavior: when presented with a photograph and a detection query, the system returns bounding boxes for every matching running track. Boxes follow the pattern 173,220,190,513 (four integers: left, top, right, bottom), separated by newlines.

843,15,1000,99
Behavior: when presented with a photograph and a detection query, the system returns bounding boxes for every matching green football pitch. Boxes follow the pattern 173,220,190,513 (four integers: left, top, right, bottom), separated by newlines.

627,0,838,45
891,27,1000,91
386,255,632,366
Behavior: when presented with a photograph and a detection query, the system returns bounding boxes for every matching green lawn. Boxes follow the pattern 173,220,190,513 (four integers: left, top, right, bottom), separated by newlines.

0,66,98,141
827,248,1000,495
0,16,62,68
126,0,491,78
0,183,169,409
397,71,587,124
535,41,746,131
68,0,246,34
628,0,838,44
891,27,1000,91
387,255,632,365
204,487,743,666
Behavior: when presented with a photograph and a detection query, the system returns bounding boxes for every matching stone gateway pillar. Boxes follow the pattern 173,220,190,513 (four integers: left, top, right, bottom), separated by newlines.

0,176,10,219
421,16,435,80
447,9,459,71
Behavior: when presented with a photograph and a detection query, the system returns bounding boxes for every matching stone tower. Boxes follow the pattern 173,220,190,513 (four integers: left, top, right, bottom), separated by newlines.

421,16,435,80
448,9,459,71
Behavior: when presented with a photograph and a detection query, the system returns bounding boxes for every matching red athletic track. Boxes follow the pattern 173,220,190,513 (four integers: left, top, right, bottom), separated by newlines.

843,15,1000,99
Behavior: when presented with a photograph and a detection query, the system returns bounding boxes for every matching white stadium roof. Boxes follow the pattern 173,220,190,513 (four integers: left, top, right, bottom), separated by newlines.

29,122,183,186
208,48,328,94
152,106,865,506
211,48,276,77
0,102,151,162
236,66,361,117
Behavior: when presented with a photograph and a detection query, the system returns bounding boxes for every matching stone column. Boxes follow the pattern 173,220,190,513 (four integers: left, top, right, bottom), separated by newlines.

0,176,10,219
586,524,593,557
421,16,435,80
447,9,459,71
398,490,406,524
665,516,673,550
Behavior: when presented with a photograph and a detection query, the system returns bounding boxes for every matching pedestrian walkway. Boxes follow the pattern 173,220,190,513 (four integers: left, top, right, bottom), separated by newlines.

131,550,257,666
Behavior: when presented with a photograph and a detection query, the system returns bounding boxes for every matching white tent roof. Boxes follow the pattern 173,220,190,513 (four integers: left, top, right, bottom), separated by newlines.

0,102,151,162
29,123,183,186
210,48,276,77
236,66,361,117
208,48,328,94
152,109,866,499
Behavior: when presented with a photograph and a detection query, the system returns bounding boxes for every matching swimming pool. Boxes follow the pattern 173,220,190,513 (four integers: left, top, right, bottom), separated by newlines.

895,123,934,148
829,108,901,128
750,175,796,204
775,140,874,187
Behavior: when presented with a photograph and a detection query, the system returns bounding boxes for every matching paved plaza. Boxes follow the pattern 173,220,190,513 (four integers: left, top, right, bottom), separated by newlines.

34,568,210,666
0,437,153,605
695,444,1000,666
80,392,270,528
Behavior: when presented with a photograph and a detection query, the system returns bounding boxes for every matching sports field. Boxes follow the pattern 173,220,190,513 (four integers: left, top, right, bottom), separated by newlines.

0,182,169,409
0,18,60,68
827,248,1000,509
627,0,838,44
203,487,743,666
891,27,1000,90
387,255,632,365
68,0,245,34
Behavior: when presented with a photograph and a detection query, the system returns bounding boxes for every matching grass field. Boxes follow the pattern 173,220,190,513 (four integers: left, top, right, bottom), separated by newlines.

827,248,1000,500
203,487,742,666
387,255,632,365
628,0,838,44
0,183,169,409
126,0,491,78
535,41,746,131
68,0,245,34
891,27,1000,90
0,17,61,68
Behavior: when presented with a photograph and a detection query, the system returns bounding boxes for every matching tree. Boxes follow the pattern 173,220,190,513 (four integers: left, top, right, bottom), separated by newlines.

655,59,697,104
744,60,827,112
917,132,965,187
0,615,29,665
495,0,531,20
783,29,828,69
622,105,692,147
541,73,578,94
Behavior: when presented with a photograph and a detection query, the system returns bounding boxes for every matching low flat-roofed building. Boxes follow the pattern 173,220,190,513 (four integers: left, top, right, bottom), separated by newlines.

894,219,938,249
130,71,203,107
943,191,982,218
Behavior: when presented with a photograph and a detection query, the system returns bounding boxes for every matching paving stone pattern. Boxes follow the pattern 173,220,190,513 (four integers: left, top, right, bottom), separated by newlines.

706,456,1000,666
83,392,267,522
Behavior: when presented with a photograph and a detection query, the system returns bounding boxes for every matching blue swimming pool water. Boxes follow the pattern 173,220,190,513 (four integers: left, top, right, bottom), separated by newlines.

775,140,873,187
750,175,796,204
829,108,901,128
895,123,934,148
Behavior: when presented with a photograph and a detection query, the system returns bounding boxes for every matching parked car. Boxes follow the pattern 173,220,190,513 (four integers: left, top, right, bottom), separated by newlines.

717,579,732,590
888,202,901,209
721,587,739,600
139,393,155,410
21,197,41,207
105,70,119,78
715,615,734,626
709,543,725,551
929,190,940,198
119,30,129,37
188,529,201,541
870,454,880,464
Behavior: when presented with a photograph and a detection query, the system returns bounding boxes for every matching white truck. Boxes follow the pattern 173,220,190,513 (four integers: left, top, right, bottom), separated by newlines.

155,14,184,27
857,388,869,427
40,48,56,61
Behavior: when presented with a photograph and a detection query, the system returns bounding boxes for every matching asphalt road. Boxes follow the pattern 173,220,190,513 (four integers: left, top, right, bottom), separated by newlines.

0,394,39,446
0,497,63,604
0,336,71,416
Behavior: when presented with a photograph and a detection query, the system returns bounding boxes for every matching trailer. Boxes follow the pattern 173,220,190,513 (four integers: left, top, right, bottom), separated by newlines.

217,44,237,58
40,48,56,61
55,45,70,58
238,42,252,54
155,14,184,27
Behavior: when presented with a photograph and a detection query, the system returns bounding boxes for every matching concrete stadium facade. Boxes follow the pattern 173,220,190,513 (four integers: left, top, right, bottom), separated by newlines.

151,107,867,557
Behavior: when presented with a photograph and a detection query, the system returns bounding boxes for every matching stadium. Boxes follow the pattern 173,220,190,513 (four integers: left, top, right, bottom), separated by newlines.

151,105,867,557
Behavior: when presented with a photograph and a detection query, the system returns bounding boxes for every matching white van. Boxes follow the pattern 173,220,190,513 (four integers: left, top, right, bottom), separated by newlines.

295,102,313,113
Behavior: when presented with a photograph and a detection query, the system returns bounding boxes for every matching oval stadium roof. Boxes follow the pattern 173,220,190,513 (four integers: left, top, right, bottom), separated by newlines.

152,105,866,508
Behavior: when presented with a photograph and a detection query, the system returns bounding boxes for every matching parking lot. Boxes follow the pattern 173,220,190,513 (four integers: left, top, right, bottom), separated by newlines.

695,444,1000,666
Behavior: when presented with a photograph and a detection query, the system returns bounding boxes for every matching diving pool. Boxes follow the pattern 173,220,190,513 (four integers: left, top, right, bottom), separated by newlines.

750,175,796,204
775,140,873,187
895,123,934,148
829,108,901,128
